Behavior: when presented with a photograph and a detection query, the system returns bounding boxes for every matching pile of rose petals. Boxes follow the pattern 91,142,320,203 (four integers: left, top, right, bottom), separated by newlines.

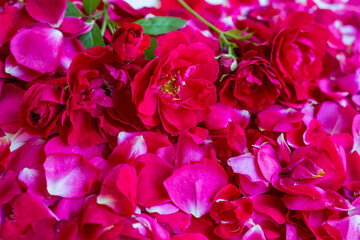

1,0,360,239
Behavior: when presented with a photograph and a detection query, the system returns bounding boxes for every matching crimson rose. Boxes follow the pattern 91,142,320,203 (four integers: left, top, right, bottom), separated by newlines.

132,31,218,134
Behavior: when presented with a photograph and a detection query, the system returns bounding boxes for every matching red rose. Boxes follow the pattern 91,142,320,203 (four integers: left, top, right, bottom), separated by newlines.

20,82,65,138
271,12,329,101
61,47,143,147
132,31,218,134
111,22,150,63
220,49,282,113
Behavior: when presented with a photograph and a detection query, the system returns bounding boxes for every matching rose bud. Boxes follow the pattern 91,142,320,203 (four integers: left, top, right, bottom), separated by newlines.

111,22,151,63
218,54,237,74
20,83,65,138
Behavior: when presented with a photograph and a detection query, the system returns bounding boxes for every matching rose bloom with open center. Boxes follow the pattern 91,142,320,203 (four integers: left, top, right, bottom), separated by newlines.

132,31,219,134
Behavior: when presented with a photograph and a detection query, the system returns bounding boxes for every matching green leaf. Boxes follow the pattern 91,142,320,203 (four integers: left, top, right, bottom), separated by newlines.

135,17,186,35
145,37,158,60
78,24,104,49
65,0,83,17
82,0,101,15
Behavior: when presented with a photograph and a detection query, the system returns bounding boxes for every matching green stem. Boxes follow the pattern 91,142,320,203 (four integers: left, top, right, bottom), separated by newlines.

177,0,223,35
177,0,237,51
107,22,115,35
100,3,109,36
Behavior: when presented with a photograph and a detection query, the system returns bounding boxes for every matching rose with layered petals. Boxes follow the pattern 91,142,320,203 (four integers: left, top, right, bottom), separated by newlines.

20,81,65,138
111,22,150,63
271,12,329,101
61,47,143,147
220,49,282,113
132,31,218,134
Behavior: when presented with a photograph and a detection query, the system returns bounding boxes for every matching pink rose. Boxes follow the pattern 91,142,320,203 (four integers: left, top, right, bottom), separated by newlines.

20,81,65,138
271,12,329,101
111,22,150,63
132,31,218,134
61,47,143,147
220,49,283,113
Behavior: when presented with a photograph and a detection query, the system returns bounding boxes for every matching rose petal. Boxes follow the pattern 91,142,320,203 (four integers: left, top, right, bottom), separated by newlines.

44,153,99,198
10,27,63,74
25,0,66,27
164,159,228,218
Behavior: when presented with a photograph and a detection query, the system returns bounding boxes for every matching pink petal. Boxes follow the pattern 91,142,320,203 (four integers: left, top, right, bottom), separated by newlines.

0,170,22,205
0,83,25,132
25,0,66,27
252,195,286,224
242,225,266,240
151,210,192,234
7,138,46,173
5,54,43,82
18,168,48,200
172,233,208,240
316,101,357,135
256,105,304,132
164,159,228,218
97,164,137,216
352,114,360,152
44,136,101,161
59,38,84,72
81,195,124,227
52,198,84,221
10,27,63,74
134,214,171,240
257,144,281,182
228,153,269,187
155,31,191,59
11,192,57,227
44,153,99,198
137,153,173,207
110,135,147,164
324,215,360,239
58,17,94,38
175,131,215,168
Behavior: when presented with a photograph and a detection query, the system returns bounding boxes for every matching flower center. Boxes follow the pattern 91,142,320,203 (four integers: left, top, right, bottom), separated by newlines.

161,77,180,95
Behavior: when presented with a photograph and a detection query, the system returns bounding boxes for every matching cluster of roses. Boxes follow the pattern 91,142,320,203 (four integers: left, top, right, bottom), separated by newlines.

1,0,360,239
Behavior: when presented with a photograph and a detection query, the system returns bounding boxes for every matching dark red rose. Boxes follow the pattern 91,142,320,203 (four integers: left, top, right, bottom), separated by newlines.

132,31,218,134
271,12,329,101
220,50,282,113
61,46,143,147
20,81,65,138
111,22,150,63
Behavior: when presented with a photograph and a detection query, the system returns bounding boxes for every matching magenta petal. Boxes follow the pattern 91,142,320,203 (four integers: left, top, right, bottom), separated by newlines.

164,159,228,218
10,27,63,74
242,225,266,240
316,101,357,135
137,153,173,207
11,192,57,226
25,0,66,27
228,153,268,186
257,144,281,182
44,154,99,198
45,136,101,161
0,83,25,130
97,164,137,216
172,233,208,240
59,38,84,72
59,17,94,38
18,168,48,200
81,195,124,227
5,54,43,82
352,114,360,152
324,215,360,239
0,170,22,205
